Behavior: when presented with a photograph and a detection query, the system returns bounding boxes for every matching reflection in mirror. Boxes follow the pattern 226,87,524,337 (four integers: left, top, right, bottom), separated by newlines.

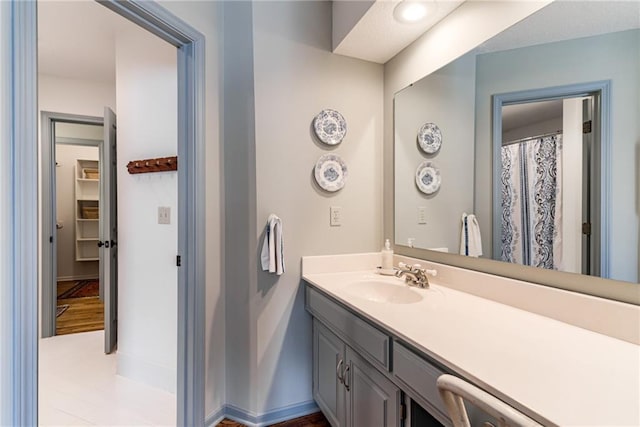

394,1,640,284
496,87,603,278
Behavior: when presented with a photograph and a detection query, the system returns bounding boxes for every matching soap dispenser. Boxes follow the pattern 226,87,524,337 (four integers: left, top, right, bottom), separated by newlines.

381,238,393,272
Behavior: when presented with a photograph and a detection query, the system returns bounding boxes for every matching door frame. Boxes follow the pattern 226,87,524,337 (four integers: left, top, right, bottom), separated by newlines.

2,1,206,425
491,80,611,277
41,111,104,339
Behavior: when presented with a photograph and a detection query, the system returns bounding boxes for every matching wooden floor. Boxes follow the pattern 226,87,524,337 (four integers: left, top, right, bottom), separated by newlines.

216,412,331,427
217,412,330,427
56,280,104,335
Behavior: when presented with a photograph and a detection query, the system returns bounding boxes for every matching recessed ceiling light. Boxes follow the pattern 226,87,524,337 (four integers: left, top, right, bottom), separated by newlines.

394,1,429,24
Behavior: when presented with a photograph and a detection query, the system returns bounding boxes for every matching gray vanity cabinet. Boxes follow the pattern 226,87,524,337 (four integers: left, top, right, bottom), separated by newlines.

313,319,346,427
313,320,402,427
345,347,401,427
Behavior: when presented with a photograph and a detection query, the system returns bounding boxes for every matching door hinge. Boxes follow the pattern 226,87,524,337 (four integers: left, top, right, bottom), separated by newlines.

400,402,407,421
49,236,53,243
176,255,181,267
583,120,592,134
582,222,592,235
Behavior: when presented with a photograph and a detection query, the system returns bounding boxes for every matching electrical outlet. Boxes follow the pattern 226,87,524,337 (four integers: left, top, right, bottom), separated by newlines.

158,206,171,224
330,206,342,226
417,206,427,224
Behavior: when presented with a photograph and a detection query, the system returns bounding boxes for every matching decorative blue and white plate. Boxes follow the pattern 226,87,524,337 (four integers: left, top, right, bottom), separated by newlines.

313,109,347,145
417,122,442,154
415,161,441,194
315,154,347,192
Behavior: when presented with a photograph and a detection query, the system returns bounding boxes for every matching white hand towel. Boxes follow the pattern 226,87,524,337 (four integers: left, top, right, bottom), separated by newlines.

460,213,483,257
260,214,285,275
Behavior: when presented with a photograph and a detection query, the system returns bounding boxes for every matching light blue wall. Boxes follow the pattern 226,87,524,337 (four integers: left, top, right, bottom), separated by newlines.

475,29,640,283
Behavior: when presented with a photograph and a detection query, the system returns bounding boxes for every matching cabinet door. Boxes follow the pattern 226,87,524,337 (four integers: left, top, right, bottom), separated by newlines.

345,348,401,427
313,320,346,427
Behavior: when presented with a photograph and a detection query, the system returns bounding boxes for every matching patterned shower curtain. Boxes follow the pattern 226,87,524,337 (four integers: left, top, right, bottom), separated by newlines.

500,134,563,270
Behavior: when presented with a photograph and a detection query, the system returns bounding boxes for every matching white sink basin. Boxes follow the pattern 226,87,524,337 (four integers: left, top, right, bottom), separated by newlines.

344,279,423,304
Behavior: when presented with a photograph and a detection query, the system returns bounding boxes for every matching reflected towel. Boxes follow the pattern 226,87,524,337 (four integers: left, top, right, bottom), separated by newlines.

260,214,285,275
460,213,482,257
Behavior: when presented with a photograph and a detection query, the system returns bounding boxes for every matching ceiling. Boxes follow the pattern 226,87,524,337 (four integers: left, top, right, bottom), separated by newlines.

478,0,640,54
37,0,127,83
333,0,465,64
39,0,640,82
335,0,640,65
502,100,563,133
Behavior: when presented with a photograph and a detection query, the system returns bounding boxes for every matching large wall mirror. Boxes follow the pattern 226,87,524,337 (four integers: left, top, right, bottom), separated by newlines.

394,1,639,303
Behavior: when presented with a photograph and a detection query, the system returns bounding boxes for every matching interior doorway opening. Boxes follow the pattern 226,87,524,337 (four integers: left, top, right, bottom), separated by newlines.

52,120,105,336
4,0,207,424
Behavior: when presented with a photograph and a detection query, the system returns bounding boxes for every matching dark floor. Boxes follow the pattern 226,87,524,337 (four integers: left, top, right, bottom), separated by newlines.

217,411,330,427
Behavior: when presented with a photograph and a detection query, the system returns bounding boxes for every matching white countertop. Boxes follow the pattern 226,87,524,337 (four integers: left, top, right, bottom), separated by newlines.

303,268,640,426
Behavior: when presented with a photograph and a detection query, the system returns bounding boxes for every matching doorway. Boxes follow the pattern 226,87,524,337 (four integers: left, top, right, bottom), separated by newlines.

41,112,119,348
492,81,611,278
51,120,104,336
4,0,206,424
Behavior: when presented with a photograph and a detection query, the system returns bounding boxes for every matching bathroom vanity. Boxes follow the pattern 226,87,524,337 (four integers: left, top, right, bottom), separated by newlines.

302,253,640,427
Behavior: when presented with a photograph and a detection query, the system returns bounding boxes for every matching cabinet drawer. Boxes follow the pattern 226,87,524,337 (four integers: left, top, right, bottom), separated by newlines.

392,341,448,423
306,286,390,370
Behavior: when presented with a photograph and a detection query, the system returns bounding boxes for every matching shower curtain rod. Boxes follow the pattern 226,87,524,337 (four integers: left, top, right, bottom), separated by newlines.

503,129,562,146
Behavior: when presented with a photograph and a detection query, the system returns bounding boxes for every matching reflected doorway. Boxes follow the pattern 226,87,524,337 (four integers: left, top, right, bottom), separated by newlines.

494,85,606,277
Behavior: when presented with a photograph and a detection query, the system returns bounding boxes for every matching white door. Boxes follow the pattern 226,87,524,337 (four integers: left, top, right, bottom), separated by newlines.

100,107,118,354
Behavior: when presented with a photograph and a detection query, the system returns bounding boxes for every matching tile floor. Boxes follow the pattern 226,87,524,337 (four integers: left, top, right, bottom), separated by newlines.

39,330,176,426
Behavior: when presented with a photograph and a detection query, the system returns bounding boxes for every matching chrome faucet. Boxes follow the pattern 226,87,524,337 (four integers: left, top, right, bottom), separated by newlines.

395,262,436,289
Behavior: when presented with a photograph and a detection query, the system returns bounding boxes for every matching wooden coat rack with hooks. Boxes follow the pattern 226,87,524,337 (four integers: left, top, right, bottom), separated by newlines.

127,156,178,174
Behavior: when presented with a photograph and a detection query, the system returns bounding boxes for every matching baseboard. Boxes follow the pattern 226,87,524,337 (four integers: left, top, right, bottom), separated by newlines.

56,274,98,282
205,406,226,427
116,352,177,394
205,401,319,427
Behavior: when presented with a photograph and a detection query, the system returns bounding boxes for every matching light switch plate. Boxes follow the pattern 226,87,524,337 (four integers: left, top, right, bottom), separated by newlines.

417,206,427,224
330,206,342,226
158,206,171,224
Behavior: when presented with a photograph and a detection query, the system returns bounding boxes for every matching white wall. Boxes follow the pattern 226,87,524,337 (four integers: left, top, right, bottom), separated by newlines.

156,0,225,415
562,98,584,274
475,30,640,282
223,0,384,419
39,74,115,117
394,52,476,252
55,143,100,280
114,24,178,393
